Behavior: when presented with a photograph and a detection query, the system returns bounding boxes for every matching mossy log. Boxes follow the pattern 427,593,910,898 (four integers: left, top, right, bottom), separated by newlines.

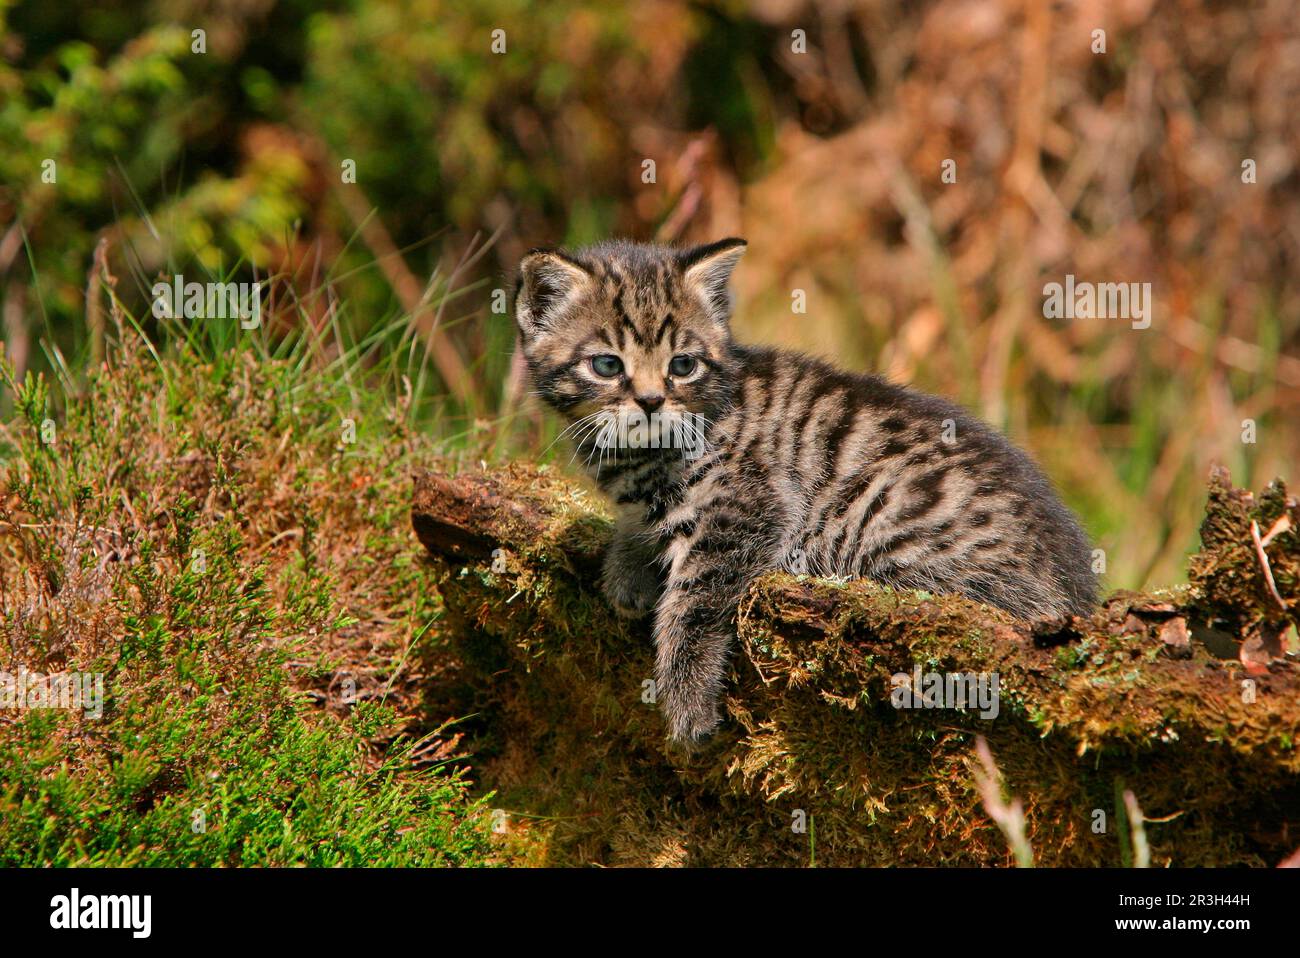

412,463,1300,866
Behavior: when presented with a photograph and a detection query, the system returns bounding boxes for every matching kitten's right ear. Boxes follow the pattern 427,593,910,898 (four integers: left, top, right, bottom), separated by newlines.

515,249,592,338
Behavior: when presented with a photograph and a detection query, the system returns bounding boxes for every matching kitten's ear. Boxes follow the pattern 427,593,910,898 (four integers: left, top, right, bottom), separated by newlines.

515,249,593,337
679,238,746,323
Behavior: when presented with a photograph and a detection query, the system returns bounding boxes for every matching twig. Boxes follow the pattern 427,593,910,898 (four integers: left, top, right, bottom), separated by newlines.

330,176,476,405
1251,520,1288,613
1260,514,1291,548
1122,789,1150,868
84,234,111,366
971,736,1034,868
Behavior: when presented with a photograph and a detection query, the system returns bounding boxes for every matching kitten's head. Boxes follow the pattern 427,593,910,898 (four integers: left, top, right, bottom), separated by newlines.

514,238,746,451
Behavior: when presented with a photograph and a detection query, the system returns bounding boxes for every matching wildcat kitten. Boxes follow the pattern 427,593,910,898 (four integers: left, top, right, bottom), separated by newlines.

514,238,1096,743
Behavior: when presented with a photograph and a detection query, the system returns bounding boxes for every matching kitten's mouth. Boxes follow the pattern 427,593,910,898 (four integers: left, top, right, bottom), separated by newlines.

589,408,709,460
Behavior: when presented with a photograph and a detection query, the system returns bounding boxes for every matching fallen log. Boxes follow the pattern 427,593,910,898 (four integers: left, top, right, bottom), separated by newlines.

412,462,1299,866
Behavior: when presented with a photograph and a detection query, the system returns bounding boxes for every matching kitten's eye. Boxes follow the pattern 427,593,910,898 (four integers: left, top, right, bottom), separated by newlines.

590,354,623,378
669,355,697,377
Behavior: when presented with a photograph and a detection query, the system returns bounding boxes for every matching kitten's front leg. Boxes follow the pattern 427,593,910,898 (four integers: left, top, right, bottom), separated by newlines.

602,518,664,619
654,536,768,743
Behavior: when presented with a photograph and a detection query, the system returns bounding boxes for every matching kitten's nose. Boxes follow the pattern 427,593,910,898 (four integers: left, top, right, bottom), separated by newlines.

635,394,665,414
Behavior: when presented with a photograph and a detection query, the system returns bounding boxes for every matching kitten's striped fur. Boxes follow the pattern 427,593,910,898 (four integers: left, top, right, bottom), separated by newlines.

515,238,1096,742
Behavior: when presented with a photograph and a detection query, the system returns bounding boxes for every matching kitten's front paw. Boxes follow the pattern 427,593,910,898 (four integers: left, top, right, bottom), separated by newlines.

601,544,661,618
602,570,660,619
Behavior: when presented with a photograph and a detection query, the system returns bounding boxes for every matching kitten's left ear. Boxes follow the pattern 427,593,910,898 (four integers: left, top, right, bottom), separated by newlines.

679,237,746,323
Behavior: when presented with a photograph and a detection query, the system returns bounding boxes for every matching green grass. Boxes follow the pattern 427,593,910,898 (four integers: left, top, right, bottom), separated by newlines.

0,300,497,866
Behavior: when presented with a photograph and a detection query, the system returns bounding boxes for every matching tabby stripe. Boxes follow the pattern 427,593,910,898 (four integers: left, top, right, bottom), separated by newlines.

794,387,848,493
840,485,892,569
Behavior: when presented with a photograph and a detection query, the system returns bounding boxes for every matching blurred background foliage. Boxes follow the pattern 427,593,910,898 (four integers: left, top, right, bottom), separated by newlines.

1,0,1297,590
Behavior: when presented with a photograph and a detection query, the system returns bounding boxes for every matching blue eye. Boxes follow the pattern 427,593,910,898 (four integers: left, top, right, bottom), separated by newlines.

591,355,623,377
669,355,697,377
